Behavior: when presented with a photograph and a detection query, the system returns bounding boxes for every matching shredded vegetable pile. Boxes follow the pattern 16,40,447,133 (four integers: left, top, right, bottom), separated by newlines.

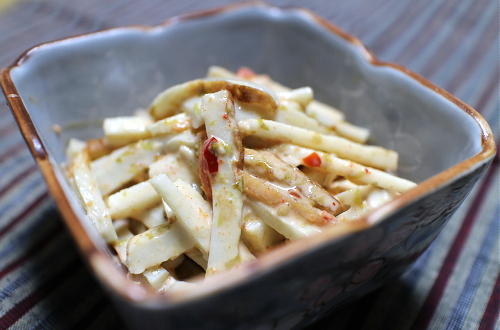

66,66,416,291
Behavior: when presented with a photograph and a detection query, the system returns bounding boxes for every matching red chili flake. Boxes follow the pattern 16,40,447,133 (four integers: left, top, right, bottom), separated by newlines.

202,137,219,174
303,152,322,167
364,168,371,174
222,113,229,120
322,213,336,223
236,67,256,79
289,190,301,199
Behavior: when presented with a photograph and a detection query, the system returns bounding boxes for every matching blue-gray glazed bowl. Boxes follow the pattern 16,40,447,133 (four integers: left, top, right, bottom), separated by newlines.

0,3,495,329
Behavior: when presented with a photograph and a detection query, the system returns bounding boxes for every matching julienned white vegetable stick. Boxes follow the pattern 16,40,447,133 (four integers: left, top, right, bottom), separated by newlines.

71,151,117,242
201,90,244,273
181,97,203,129
126,222,194,274
335,186,393,222
147,113,191,136
207,66,345,122
278,87,313,107
90,138,164,195
239,242,256,262
159,278,196,292
133,205,166,229
149,153,199,186
91,133,197,195
275,101,332,133
103,116,152,146
107,181,160,219
273,145,416,193
276,101,368,144
143,266,172,290
150,175,212,256
334,185,372,207
249,201,322,240
242,172,335,224
149,79,278,119
306,100,345,123
239,119,398,171
66,138,86,161
178,145,198,175
244,149,341,215
242,209,284,254
330,120,370,144
113,239,129,264
327,179,360,194
112,219,133,264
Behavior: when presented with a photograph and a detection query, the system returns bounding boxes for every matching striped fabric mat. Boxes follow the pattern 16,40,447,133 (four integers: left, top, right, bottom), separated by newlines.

0,0,498,329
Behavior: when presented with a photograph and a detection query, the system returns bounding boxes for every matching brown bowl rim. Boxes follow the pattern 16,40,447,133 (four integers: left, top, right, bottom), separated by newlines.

0,1,496,306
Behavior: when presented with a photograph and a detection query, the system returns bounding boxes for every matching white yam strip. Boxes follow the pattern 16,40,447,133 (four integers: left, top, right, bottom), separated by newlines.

250,73,344,120
242,207,284,254
335,186,393,222
329,120,370,144
301,167,331,187
103,116,153,146
133,108,153,119
181,97,204,129
107,181,160,219
150,175,212,256
248,201,322,240
278,87,313,107
335,185,372,207
206,66,345,122
149,79,278,119
126,222,194,274
272,145,416,193
275,101,331,133
159,277,196,292
327,179,360,194
242,172,335,224
178,145,198,174
305,100,345,123
239,119,397,171
91,133,197,195
70,151,117,242
133,205,166,228
201,90,244,273
66,138,86,161
112,219,133,264
147,113,191,137
239,242,256,262
149,153,199,186
186,249,207,270
142,266,172,290
244,149,341,214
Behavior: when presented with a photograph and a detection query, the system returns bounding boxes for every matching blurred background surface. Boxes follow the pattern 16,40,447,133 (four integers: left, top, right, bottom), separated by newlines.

0,1,498,329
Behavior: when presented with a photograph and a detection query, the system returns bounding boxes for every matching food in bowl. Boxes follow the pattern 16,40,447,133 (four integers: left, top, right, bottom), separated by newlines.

66,66,416,291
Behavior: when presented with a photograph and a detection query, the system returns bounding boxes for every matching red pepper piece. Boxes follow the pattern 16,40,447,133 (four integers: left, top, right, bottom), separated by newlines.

303,152,322,167
236,67,256,79
203,137,219,174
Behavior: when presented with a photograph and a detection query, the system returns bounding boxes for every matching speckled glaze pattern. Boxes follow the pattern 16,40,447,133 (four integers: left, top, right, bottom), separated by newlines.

0,3,495,330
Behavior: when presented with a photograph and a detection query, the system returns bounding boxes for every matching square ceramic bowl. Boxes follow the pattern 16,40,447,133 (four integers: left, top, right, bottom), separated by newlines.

1,3,495,329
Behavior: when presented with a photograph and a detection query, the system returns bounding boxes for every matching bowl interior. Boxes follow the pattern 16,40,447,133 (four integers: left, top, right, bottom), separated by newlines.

9,6,483,221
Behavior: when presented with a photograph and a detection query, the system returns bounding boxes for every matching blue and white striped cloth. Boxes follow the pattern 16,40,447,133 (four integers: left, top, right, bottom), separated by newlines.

0,0,498,329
